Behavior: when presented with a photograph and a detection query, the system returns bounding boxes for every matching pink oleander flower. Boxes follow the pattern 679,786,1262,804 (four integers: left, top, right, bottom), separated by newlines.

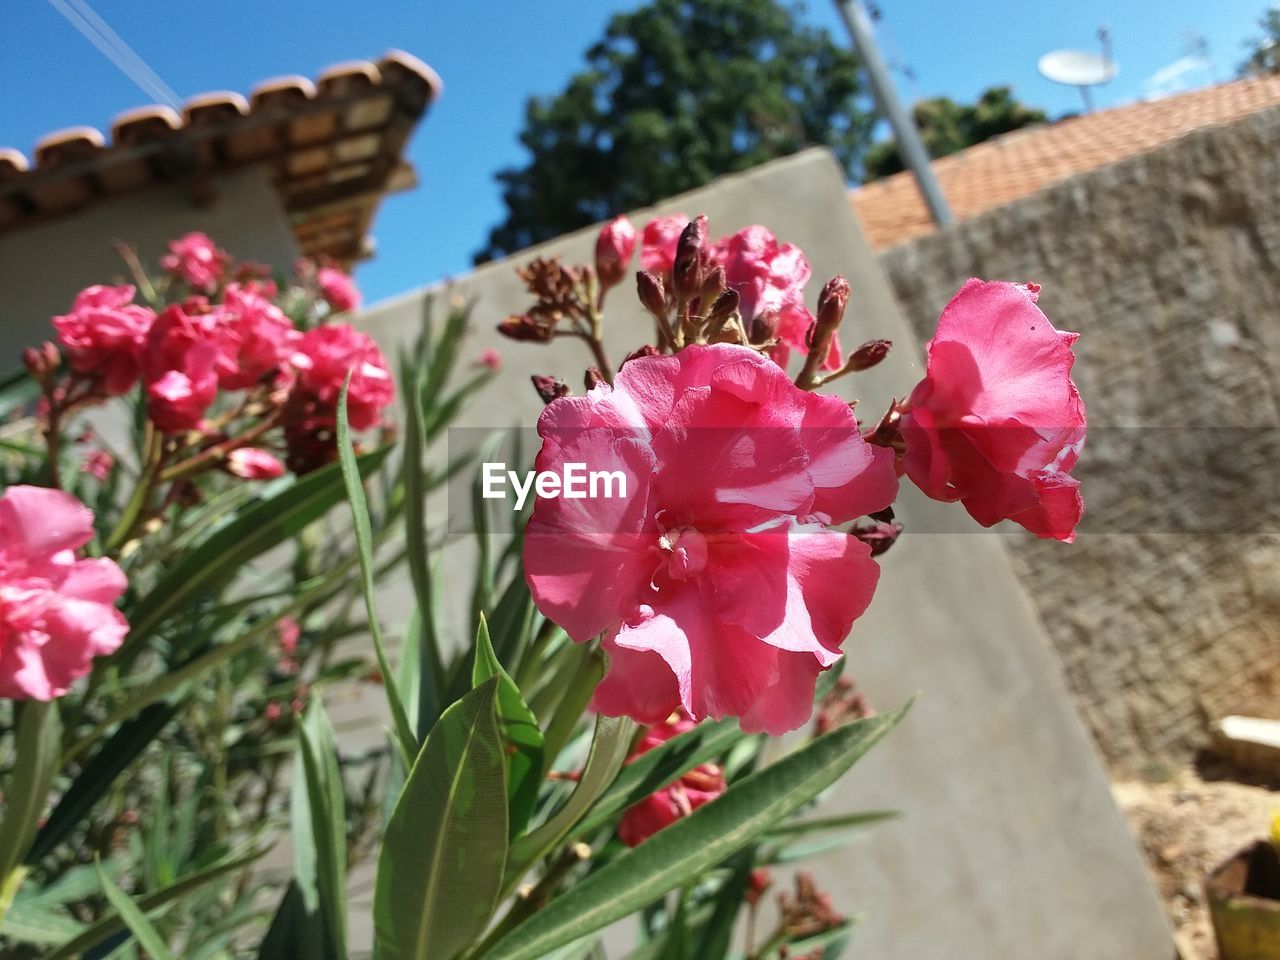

276,616,300,654
218,284,297,390
595,216,638,290
524,343,898,734
80,449,114,482
0,486,128,700
161,232,230,291
51,285,155,395
899,279,1086,542
477,348,503,372
226,448,285,480
289,323,394,431
640,214,689,276
143,300,231,434
316,267,361,313
618,712,726,846
714,226,840,372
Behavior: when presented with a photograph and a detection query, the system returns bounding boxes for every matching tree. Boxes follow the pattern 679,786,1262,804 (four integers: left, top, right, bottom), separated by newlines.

476,0,874,262
1239,6,1280,76
862,86,1048,182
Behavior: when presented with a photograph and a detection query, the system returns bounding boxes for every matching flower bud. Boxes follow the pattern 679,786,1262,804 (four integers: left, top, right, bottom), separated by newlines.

699,265,726,304
497,314,553,343
594,216,637,291
706,287,740,329
672,215,708,302
816,276,851,333
23,341,60,379
636,271,667,317
531,375,570,405
584,366,605,390
845,338,891,372
621,344,660,368
851,516,903,557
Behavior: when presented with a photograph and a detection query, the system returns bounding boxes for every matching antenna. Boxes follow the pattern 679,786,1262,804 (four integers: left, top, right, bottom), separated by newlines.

1038,24,1118,113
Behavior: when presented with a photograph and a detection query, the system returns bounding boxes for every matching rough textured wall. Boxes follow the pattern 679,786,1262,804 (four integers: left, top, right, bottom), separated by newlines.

880,106,1280,770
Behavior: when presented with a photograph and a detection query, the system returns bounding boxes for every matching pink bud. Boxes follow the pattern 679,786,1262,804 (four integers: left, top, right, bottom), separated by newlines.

226,448,286,480
594,216,637,290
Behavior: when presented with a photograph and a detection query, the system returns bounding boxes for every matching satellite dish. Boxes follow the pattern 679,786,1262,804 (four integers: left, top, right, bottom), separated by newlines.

1038,27,1118,112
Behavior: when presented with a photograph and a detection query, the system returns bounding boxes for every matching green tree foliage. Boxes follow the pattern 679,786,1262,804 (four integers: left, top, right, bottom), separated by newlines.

1239,6,1280,76
476,0,874,262
862,85,1048,182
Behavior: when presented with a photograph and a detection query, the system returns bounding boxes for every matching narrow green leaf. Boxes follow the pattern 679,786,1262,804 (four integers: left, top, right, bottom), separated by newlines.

95,859,176,960
0,898,85,945
538,647,604,769
576,718,744,837
125,447,391,648
42,847,265,960
336,377,416,763
29,703,173,865
472,614,545,838
374,677,508,960
0,702,60,904
654,887,690,960
297,702,348,959
506,713,634,880
399,356,447,734
767,810,899,837
485,705,909,960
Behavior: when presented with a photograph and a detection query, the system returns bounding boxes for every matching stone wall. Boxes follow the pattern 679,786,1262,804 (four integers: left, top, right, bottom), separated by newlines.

880,106,1280,770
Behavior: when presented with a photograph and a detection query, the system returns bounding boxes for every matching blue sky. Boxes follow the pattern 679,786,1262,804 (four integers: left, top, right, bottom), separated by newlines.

1,1,1269,303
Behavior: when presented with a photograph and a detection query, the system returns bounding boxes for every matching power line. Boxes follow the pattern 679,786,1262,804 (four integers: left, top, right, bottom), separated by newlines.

44,0,181,108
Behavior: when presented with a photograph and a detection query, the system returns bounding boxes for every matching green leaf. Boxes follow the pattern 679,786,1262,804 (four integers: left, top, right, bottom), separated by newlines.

95,859,176,960
0,366,38,418
337,377,417,764
0,898,85,945
472,615,545,838
297,702,348,959
691,850,754,960
767,809,899,837
42,847,265,960
399,357,447,736
0,701,60,912
374,677,508,960
125,447,391,648
485,705,909,960
506,713,634,881
31,705,175,866
576,718,744,837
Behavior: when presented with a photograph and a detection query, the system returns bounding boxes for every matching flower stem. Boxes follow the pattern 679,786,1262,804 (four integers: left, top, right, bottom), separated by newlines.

104,427,165,553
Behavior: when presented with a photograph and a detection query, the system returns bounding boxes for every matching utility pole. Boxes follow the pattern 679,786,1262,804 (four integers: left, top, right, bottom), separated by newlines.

833,0,953,228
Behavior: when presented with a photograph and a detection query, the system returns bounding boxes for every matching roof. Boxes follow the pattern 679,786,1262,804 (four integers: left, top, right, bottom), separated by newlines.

850,73,1280,251
0,50,441,265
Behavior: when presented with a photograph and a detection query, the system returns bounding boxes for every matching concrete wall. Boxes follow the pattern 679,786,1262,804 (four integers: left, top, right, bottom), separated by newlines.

880,106,1280,771
0,168,298,373
355,149,1172,959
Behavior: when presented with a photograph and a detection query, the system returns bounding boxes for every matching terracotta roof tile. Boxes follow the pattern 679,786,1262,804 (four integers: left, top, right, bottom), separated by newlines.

0,50,441,265
850,73,1280,250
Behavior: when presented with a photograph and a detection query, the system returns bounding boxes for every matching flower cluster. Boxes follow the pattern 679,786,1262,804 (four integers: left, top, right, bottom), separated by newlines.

504,214,1086,747
37,233,392,480
617,712,726,846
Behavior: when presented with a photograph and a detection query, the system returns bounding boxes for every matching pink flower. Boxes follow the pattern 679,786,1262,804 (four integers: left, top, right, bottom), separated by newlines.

80,449,114,482
143,301,232,433
477,348,503,372
276,616,301,654
217,284,297,390
289,324,393,431
618,712,726,846
0,486,128,700
714,226,840,372
524,343,897,734
595,216,638,290
226,448,285,480
51,285,155,395
640,215,689,277
899,280,1086,541
161,232,230,291
316,267,361,313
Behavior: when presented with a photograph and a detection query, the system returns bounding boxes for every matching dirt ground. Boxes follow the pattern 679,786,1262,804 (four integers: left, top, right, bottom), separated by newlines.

1113,766,1278,960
